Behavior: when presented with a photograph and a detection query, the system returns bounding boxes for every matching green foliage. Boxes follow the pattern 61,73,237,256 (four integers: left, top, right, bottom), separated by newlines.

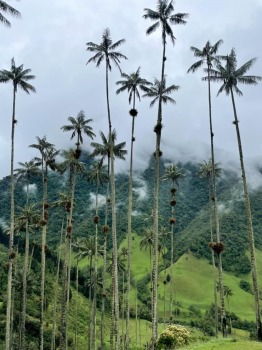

239,280,253,294
157,324,190,349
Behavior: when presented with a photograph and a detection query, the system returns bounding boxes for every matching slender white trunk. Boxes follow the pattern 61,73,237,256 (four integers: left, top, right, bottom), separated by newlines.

106,61,120,350
125,95,136,350
51,220,64,350
152,33,166,349
5,86,16,350
20,179,30,349
230,87,262,339
207,68,225,335
40,165,48,350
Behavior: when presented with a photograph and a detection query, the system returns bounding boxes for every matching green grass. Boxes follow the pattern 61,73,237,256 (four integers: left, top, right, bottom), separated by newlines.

157,251,258,320
45,233,262,349
183,338,262,349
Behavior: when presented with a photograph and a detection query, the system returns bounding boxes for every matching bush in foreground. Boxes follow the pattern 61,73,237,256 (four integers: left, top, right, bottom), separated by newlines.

157,324,190,349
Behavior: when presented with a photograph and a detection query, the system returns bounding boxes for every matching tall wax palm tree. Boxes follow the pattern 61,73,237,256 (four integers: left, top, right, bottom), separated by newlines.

142,77,179,107
90,131,126,350
50,192,71,350
162,164,184,325
116,67,152,348
207,48,262,340
86,161,108,350
58,149,87,350
140,227,154,273
187,40,227,335
14,161,40,349
223,285,233,332
0,58,36,350
0,1,20,27
75,235,96,350
86,160,109,350
60,112,95,348
142,74,179,342
15,204,40,345
29,137,58,350
198,159,222,337
86,30,127,349
61,110,95,157
143,3,188,343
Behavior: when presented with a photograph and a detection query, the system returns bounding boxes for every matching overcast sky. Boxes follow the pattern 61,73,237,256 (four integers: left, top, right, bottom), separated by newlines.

1,0,262,186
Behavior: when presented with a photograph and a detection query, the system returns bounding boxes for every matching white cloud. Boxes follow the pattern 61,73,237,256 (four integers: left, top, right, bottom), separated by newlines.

89,192,106,210
23,183,37,194
0,218,8,230
132,210,142,217
133,175,148,201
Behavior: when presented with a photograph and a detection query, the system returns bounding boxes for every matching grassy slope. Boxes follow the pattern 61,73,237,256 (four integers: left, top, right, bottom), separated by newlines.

122,233,262,322
183,338,262,350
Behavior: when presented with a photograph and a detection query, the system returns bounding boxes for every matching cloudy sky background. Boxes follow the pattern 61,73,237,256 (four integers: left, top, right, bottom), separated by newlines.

0,0,262,187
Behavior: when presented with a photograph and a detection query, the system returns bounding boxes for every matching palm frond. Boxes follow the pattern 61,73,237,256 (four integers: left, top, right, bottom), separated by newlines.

146,21,160,36
187,59,204,73
143,8,160,20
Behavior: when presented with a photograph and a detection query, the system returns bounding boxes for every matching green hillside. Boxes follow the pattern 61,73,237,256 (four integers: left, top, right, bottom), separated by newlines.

1,155,262,348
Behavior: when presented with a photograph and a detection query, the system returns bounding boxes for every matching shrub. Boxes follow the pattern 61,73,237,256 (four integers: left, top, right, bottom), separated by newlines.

157,324,190,349
239,280,253,294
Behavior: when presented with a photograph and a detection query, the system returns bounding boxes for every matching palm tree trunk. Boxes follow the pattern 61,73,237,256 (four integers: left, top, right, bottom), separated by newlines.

88,255,93,350
135,284,138,350
101,233,107,350
109,280,115,350
74,257,79,350
106,61,120,350
125,95,136,350
60,242,68,350
60,165,76,350
152,32,166,349
230,87,262,340
65,165,77,349
92,174,99,350
51,220,64,350
169,182,175,324
208,177,218,337
122,270,125,350
28,242,35,272
40,165,48,350
20,179,30,350
10,246,18,350
207,67,226,336
5,86,16,350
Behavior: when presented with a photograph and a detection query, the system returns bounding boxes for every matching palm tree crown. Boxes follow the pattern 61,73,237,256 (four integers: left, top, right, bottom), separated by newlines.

116,67,152,104
162,164,184,187
90,129,127,162
59,149,87,175
143,77,179,107
198,160,222,179
14,160,41,183
61,110,95,148
86,161,109,187
206,48,262,96
0,58,36,93
187,40,223,73
0,1,20,27
143,0,189,44
86,28,127,72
